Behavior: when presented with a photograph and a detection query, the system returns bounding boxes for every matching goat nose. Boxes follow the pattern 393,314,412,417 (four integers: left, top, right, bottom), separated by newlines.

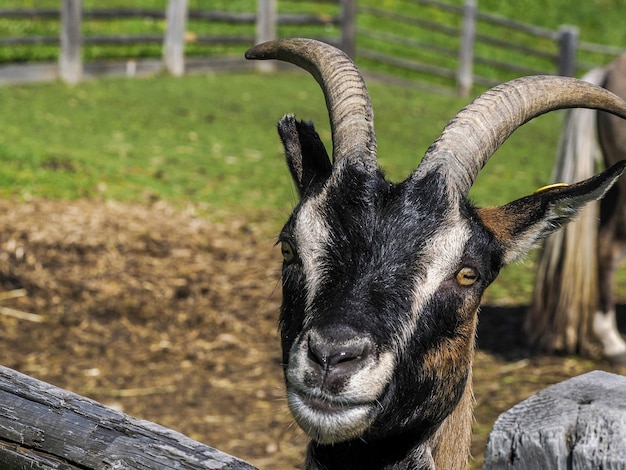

307,330,371,373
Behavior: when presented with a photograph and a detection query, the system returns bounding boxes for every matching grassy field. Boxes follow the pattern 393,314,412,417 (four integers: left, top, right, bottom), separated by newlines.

0,71,561,212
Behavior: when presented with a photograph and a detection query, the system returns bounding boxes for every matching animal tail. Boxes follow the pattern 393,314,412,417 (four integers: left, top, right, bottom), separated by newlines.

525,67,609,355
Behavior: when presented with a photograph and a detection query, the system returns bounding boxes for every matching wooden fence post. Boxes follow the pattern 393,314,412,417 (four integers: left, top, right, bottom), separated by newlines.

255,0,277,72
456,0,476,97
557,25,578,76
163,0,188,76
59,0,82,84
340,0,356,58
484,371,626,469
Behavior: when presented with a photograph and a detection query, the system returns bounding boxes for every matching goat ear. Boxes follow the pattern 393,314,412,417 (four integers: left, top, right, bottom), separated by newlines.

477,161,626,264
277,114,332,198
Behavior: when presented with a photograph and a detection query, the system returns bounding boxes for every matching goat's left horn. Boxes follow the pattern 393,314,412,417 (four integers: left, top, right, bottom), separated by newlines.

416,75,626,196
246,38,377,172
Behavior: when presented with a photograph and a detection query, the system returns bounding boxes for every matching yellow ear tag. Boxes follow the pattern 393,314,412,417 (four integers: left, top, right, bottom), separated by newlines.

533,183,569,195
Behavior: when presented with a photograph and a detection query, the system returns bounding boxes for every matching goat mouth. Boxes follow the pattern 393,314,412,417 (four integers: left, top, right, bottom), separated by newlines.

288,386,373,412
287,389,376,444
301,394,353,413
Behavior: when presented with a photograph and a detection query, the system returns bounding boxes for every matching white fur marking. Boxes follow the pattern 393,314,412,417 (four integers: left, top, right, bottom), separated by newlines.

295,196,331,320
287,390,373,444
400,213,471,350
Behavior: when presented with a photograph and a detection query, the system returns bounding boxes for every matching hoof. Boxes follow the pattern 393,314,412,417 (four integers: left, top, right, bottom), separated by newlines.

605,351,626,367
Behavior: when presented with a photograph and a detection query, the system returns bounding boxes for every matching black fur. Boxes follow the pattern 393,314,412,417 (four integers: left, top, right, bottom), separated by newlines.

277,127,504,467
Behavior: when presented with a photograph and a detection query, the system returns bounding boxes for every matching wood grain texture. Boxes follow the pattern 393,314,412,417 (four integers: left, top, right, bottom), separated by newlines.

0,365,258,469
484,370,626,469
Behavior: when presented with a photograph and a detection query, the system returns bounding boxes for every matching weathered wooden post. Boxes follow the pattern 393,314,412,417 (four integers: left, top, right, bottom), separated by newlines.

557,25,579,77
59,0,82,84
0,365,259,469
255,0,277,72
484,371,626,469
163,0,188,76
340,0,356,58
456,0,476,97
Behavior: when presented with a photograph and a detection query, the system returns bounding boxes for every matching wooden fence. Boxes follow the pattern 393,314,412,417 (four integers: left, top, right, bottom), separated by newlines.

0,0,623,94
0,0,353,85
356,0,623,95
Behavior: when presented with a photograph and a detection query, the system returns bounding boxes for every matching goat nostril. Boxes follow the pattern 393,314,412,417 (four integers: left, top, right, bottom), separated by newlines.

307,341,326,367
336,350,360,364
307,334,370,370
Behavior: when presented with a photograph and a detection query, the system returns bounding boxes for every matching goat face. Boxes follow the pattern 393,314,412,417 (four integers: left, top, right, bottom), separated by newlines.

277,120,498,444
246,38,626,458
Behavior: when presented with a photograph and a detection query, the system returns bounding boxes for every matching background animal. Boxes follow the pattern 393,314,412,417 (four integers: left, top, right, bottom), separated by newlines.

246,38,626,469
526,52,626,365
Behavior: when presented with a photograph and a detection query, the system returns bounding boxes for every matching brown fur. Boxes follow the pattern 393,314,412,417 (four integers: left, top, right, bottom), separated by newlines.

431,369,474,469
527,96,602,354
474,206,515,242
429,317,477,470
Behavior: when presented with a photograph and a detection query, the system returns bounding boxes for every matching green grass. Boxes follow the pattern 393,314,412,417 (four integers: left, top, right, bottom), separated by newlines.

0,71,559,211
0,73,293,217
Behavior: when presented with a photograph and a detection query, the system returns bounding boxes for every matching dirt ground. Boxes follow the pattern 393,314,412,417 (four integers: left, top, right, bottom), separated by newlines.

0,198,624,469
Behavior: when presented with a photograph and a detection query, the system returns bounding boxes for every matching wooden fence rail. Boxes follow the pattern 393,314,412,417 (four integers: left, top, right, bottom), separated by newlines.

0,0,623,94
356,0,622,94
0,0,352,84
0,365,259,470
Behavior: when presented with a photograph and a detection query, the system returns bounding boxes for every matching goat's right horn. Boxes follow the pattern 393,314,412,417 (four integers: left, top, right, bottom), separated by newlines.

246,38,377,173
415,75,626,196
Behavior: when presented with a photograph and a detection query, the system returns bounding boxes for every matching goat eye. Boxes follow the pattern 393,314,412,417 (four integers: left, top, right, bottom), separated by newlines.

456,267,479,286
281,241,297,263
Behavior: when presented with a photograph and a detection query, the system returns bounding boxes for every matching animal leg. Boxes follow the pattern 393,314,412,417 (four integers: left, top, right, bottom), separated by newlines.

594,212,626,364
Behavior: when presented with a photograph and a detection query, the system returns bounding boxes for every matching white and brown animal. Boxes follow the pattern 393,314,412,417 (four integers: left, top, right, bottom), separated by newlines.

245,39,626,469
527,52,626,364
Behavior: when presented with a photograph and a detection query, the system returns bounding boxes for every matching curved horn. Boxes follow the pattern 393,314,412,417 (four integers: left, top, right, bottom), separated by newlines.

416,75,626,195
246,38,377,172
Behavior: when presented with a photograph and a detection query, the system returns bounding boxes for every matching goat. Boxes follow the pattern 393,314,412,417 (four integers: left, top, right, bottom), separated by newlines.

245,38,626,469
527,52,626,364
